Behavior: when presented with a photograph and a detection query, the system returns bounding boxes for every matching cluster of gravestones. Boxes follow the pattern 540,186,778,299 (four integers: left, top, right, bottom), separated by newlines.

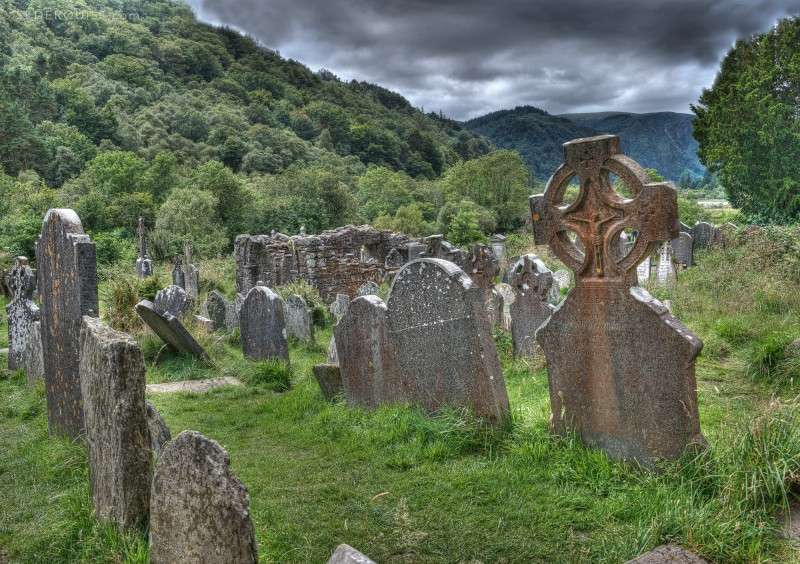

320,135,706,469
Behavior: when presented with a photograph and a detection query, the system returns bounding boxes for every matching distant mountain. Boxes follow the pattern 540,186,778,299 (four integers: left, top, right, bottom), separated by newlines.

465,106,705,182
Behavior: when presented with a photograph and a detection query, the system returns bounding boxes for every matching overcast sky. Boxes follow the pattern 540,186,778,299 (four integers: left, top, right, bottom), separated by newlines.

185,0,798,120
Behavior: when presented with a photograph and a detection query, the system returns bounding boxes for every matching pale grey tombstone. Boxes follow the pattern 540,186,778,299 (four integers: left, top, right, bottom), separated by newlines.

692,221,720,249
79,316,150,530
241,285,289,362
510,255,556,358
494,283,515,331
636,255,651,286
135,217,153,279
283,294,314,342
327,544,376,564
357,280,379,297
154,285,189,318
36,208,98,438
149,430,258,564
656,243,677,287
6,256,39,372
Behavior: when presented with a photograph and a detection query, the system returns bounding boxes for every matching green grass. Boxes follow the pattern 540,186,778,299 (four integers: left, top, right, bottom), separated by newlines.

3,231,800,562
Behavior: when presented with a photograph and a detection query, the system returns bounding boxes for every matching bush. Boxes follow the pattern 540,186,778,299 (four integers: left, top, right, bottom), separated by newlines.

101,274,142,333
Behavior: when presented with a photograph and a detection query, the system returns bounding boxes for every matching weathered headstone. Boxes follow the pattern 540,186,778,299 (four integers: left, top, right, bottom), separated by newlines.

205,290,229,331
329,293,350,322
135,217,153,279
327,544,376,564
313,364,343,401
357,280,379,297
490,233,507,263
183,242,199,301
240,285,289,362
509,255,556,358
145,401,171,458
530,135,705,464
135,300,210,361
656,243,677,287
36,209,98,438
283,294,314,342
552,269,571,293
149,430,258,564
691,221,720,249
154,285,189,318
335,295,400,408
79,316,150,529
406,242,426,261
671,231,693,268
384,248,404,269
171,255,185,288
494,282,515,331
6,256,39,372
636,255,651,286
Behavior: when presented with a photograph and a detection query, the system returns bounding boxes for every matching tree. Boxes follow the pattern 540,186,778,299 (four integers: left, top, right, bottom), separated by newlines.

447,207,486,247
356,166,415,221
693,17,800,222
189,161,247,241
153,187,228,258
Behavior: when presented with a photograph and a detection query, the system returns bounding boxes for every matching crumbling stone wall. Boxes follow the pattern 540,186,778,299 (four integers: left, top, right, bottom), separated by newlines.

235,225,499,303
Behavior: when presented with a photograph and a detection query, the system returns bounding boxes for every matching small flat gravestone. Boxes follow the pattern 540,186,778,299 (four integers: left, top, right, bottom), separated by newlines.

6,256,40,373
154,285,189,318
327,544,376,564
313,364,343,401
283,294,314,342
357,280,379,297
149,430,258,564
530,135,705,464
79,316,151,530
509,255,556,358
135,300,210,361
625,545,707,563
240,285,289,362
36,208,98,438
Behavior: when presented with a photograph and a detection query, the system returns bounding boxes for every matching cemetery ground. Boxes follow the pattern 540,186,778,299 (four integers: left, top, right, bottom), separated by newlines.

2,231,800,563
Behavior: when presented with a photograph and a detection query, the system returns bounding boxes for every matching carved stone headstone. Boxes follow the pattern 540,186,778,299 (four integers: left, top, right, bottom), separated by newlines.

6,256,39,372
329,293,350,323
671,231,694,268
509,255,556,358
205,290,229,331
656,243,677,287
335,295,400,408
149,430,258,564
135,217,153,279
241,285,289,362
530,135,704,464
327,544,376,564
283,294,314,342
79,316,150,529
313,364,343,401
135,300,210,361
171,255,185,288
691,221,721,249
154,285,189,318
36,209,98,438
357,280,379,297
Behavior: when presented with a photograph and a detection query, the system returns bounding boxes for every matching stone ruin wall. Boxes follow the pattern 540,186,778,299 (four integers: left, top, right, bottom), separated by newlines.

235,225,499,303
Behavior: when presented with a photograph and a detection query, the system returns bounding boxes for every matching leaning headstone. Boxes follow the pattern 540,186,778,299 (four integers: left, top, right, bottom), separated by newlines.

656,243,677,287
671,232,694,268
241,285,289,362
135,217,153,279
327,544,376,564
625,545,707,563
154,285,189,318
510,255,556,358
357,280,379,297
149,430,258,564
145,401,171,458
335,295,400,408
6,256,39,371
23,320,44,384
530,135,704,464
313,364,343,401
135,300,210,361
283,294,314,342
205,290,229,331
387,259,509,422
79,316,150,529
36,208,98,438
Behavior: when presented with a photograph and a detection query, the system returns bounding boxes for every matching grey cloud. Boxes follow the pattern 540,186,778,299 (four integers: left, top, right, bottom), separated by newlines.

186,0,799,119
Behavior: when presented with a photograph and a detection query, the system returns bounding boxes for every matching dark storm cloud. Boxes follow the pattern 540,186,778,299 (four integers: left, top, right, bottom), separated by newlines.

186,0,798,119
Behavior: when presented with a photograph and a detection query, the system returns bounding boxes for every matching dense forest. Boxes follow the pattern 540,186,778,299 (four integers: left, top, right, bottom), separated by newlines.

0,0,534,264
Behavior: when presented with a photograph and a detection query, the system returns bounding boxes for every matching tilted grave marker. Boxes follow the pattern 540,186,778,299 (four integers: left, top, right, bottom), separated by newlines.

135,300,210,361
36,209,98,438
530,135,704,464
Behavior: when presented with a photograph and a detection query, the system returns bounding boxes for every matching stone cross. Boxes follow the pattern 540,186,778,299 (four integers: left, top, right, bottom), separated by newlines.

135,217,153,279
183,242,198,300
530,135,704,464
6,256,39,372
36,209,98,438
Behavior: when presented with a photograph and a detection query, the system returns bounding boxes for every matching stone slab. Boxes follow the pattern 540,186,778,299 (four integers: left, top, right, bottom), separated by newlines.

146,377,243,394
135,300,210,361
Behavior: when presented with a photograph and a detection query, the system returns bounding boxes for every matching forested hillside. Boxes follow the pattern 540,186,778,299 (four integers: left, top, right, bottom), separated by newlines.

0,0,531,263
466,105,707,184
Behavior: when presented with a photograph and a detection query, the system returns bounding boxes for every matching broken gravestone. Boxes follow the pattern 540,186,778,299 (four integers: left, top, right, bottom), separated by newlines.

154,285,189,318
36,208,98,438
283,294,314,342
6,256,39,372
135,300,210,361
149,430,258,564
240,285,289,362
79,316,150,530
530,135,705,464
334,259,510,423
509,255,556,358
